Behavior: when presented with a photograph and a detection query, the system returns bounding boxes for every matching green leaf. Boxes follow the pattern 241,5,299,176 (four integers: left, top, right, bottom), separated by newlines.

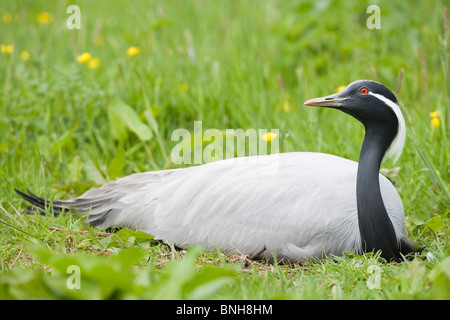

108,105,128,141
114,228,155,243
24,245,149,299
108,144,126,180
110,99,153,142
424,216,444,233
95,236,114,251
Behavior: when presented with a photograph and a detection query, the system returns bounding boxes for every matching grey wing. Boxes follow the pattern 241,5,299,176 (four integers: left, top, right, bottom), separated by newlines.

63,153,363,261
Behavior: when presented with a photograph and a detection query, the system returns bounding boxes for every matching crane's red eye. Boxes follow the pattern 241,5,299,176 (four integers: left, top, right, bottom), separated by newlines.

360,87,369,95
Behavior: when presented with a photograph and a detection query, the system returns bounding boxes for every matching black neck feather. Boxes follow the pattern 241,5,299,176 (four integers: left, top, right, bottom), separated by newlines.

357,125,401,261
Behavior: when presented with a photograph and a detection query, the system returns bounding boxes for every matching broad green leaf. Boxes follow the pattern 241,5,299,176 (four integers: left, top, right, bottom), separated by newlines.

424,216,444,233
114,228,155,243
108,144,126,180
24,246,148,299
95,235,115,251
110,99,153,142
108,105,128,141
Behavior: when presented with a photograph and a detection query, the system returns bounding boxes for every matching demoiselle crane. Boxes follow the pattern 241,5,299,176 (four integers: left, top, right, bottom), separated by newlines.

16,80,421,263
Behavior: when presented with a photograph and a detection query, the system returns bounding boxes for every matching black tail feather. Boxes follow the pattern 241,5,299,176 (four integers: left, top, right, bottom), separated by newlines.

15,189,66,216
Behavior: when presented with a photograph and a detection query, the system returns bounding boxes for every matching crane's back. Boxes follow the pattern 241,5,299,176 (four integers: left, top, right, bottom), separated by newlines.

69,152,405,262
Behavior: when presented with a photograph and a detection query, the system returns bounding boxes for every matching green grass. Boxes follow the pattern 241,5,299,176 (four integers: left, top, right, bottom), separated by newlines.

0,0,449,300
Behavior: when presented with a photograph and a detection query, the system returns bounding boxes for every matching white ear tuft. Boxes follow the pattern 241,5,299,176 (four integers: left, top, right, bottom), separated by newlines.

368,92,406,163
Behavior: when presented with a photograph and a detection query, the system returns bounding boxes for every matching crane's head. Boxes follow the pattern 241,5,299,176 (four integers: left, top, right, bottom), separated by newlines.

304,80,406,162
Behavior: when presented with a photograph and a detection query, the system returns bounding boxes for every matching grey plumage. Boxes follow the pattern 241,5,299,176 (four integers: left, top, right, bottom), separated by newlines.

18,153,407,262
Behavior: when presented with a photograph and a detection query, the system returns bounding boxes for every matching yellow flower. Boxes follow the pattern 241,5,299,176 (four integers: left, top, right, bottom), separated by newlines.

3,12,12,23
429,111,441,118
88,57,100,69
431,117,440,128
127,46,140,56
76,52,91,63
283,100,291,113
20,50,30,61
37,11,53,24
336,85,346,93
1,44,14,54
261,132,278,142
180,84,188,92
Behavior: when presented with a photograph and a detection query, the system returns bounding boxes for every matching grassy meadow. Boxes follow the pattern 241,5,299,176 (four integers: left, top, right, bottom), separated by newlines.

0,0,449,300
